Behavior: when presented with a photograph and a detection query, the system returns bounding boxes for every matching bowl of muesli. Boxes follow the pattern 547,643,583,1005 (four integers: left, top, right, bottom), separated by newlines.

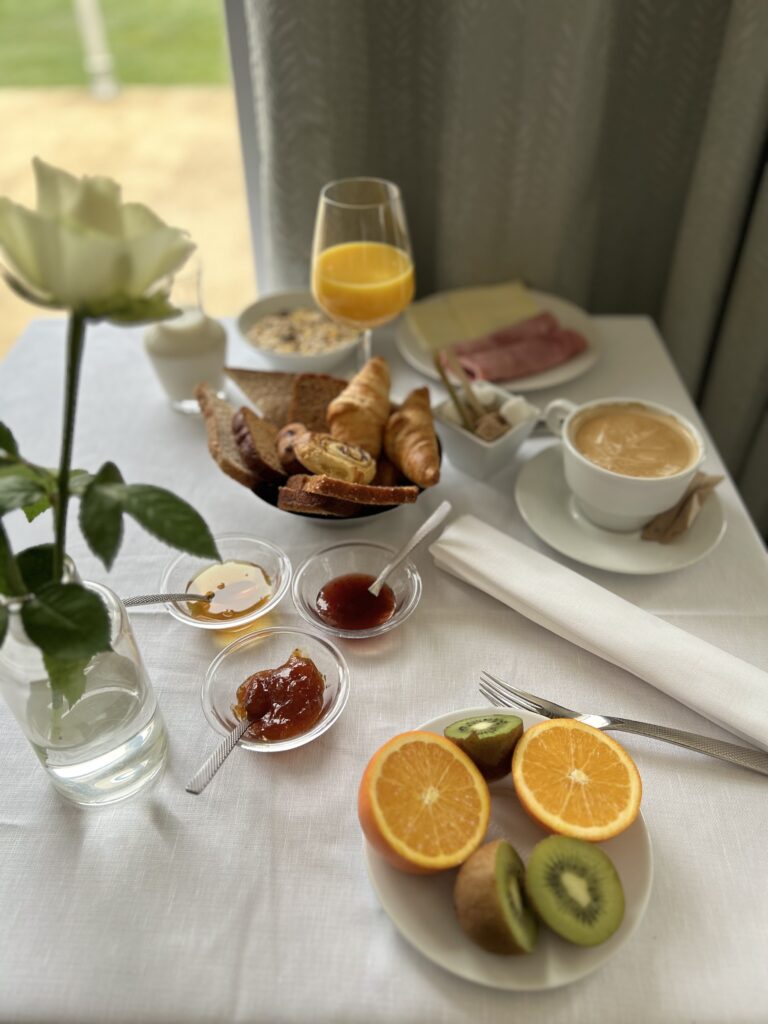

237,290,363,372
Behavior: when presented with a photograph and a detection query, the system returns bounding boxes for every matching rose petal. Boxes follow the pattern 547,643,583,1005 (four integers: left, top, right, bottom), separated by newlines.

33,158,82,218
49,227,139,311
120,202,167,238
122,225,195,294
70,175,123,235
0,198,53,297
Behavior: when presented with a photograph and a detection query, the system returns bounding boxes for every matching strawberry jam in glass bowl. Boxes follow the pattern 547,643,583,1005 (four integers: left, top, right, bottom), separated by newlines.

292,541,422,640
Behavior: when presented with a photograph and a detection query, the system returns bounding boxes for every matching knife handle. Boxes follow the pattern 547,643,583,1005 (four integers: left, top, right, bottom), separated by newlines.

607,719,768,776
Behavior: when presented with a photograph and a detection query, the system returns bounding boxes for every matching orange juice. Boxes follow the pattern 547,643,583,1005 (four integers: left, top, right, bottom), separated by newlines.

312,241,414,328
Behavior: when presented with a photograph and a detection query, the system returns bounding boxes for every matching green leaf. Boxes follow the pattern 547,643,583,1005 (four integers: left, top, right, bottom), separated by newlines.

0,521,25,596
68,469,94,496
79,462,125,570
22,468,91,522
23,495,51,523
21,582,110,661
0,604,8,648
111,483,219,559
86,291,179,324
43,653,89,707
0,422,19,458
17,544,56,592
0,466,49,513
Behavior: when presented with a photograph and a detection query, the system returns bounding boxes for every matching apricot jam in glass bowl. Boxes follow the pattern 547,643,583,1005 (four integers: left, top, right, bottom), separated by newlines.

201,626,350,752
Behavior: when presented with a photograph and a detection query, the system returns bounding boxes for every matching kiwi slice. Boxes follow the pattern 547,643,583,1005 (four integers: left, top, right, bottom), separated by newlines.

444,714,523,780
454,839,538,955
525,836,625,946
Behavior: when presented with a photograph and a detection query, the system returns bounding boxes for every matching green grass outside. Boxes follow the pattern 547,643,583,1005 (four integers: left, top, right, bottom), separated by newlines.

0,0,229,87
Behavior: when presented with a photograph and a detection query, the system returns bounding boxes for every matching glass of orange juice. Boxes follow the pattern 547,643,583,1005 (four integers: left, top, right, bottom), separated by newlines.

311,178,414,363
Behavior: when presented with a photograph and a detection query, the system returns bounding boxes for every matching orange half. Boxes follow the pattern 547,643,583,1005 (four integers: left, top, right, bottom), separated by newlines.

358,731,491,873
512,719,642,841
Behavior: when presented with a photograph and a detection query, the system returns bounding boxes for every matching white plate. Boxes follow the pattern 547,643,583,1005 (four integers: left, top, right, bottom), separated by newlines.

363,706,653,991
395,289,599,391
515,445,726,574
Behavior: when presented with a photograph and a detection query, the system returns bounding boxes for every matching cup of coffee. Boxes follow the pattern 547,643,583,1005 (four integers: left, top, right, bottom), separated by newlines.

544,397,705,531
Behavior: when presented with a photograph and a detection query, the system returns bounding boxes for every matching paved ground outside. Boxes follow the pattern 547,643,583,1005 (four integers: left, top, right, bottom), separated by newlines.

0,86,253,358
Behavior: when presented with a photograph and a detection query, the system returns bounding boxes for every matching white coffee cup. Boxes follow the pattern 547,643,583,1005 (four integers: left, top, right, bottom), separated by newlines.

544,397,705,532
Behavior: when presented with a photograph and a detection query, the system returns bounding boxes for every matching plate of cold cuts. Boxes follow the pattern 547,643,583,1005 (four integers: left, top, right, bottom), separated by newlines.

395,286,600,392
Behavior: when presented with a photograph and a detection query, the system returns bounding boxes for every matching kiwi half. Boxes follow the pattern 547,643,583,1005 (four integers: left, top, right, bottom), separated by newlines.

454,839,538,955
444,714,523,780
525,836,625,946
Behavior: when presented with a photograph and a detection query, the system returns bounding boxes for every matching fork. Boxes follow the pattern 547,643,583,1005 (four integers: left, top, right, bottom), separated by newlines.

479,671,768,777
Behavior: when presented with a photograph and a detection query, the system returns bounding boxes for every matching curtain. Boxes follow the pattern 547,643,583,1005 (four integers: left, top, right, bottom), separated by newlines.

234,0,768,534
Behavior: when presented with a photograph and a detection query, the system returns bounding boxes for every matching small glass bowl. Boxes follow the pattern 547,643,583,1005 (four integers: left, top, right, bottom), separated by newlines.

292,541,422,639
201,626,350,752
159,534,292,630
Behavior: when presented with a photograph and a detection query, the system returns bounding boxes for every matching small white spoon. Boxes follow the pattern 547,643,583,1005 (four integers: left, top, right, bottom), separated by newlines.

368,500,453,597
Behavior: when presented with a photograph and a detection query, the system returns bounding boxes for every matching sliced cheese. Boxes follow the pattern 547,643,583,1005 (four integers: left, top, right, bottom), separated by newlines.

405,296,464,351
406,281,540,353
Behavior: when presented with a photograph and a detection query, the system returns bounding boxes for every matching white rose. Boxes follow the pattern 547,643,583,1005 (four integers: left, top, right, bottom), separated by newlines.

0,158,195,322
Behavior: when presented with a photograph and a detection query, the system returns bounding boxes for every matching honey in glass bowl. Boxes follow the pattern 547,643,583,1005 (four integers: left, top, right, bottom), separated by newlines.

187,560,273,623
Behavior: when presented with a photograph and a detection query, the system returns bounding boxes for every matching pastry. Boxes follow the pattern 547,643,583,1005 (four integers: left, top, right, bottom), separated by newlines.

292,432,377,484
384,387,440,488
326,356,390,457
196,385,258,490
301,474,419,506
276,422,309,475
288,373,347,431
232,407,286,485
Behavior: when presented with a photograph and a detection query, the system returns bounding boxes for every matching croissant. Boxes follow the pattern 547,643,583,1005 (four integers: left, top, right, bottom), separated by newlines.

326,356,390,457
384,387,440,488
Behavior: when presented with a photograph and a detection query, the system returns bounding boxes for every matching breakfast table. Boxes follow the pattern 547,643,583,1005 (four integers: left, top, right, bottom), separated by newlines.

1,312,767,1024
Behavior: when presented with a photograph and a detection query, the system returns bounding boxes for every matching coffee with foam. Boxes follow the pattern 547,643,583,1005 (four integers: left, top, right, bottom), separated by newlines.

571,402,699,479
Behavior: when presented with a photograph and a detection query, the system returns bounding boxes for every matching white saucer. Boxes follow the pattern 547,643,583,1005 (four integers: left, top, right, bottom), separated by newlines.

363,706,653,991
515,445,726,574
395,289,600,392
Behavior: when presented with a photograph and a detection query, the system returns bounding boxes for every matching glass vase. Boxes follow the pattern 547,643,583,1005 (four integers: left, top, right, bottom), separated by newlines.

0,573,168,807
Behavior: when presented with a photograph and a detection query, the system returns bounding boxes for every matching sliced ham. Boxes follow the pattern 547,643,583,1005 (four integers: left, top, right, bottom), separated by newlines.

451,313,560,357
442,316,588,382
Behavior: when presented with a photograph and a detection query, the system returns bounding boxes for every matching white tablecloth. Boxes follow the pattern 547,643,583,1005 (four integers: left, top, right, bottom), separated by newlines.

1,316,767,1024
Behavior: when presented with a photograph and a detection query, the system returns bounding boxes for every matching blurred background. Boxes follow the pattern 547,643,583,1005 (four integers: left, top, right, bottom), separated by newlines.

0,0,252,357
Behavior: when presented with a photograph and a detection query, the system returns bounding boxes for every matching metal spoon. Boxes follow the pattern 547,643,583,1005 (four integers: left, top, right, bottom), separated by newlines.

123,592,209,607
186,718,251,795
368,500,452,597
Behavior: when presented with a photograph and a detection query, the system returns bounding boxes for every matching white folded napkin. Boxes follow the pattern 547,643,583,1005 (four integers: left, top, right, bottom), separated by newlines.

430,515,768,750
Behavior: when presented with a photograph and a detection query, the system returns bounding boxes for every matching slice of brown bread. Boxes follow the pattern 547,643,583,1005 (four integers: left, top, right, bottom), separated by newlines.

288,373,347,432
232,407,286,485
278,478,361,517
196,384,258,490
301,474,419,506
226,368,296,427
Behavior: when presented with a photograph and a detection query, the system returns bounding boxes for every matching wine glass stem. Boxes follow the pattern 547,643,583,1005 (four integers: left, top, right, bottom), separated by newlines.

359,328,373,368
